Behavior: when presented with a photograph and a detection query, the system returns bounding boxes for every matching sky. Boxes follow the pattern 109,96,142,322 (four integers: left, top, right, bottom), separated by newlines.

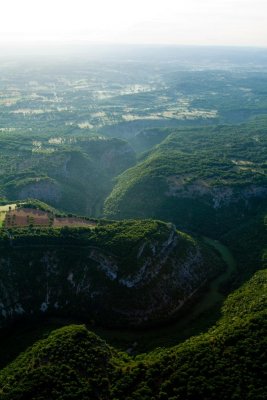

0,0,266,47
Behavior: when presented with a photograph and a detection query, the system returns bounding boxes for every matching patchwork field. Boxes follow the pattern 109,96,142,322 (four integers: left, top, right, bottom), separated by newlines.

2,207,96,229
5,208,51,227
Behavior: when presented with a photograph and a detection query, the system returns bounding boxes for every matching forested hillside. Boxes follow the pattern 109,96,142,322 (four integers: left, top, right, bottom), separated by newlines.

0,47,267,400
104,121,267,237
0,135,135,215
1,267,266,400
0,220,223,328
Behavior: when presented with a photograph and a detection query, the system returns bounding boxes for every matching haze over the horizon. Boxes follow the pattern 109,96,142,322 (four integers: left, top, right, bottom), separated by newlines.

0,0,267,48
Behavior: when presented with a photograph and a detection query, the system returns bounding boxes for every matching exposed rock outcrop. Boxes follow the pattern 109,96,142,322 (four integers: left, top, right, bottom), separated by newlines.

0,222,223,328
166,177,267,209
18,179,62,203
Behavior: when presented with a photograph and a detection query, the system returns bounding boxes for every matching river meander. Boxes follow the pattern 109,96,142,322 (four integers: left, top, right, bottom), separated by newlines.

0,238,237,364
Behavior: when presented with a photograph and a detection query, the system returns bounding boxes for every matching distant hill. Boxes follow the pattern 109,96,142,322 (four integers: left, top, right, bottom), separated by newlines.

0,53,267,399
104,123,267,237
0,135,136,216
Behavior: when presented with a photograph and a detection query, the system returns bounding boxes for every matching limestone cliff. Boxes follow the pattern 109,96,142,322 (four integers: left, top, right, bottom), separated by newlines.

0,220,223,328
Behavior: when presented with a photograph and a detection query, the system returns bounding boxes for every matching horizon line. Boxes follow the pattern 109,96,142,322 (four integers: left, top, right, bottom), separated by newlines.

0,41,267,50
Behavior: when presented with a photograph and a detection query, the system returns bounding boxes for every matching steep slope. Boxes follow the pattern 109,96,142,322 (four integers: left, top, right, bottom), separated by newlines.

104,123,267,237
0,220,223,328
0,325,123,400
119,269,267,400
0,135,136,216
1,268,266,400
221,210,267,289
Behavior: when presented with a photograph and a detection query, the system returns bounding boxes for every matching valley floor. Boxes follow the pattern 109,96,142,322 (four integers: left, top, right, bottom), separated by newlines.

0,238,236,362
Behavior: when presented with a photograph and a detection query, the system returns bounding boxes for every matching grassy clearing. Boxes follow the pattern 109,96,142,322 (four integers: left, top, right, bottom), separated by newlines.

0,212,5,227
0,204,17,227
0,203,17,212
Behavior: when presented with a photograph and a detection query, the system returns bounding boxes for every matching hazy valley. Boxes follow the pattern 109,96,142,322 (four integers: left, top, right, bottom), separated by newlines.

0,46,266,399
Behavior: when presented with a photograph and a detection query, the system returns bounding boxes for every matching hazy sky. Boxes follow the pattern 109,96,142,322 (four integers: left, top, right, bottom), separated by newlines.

1,0,267,47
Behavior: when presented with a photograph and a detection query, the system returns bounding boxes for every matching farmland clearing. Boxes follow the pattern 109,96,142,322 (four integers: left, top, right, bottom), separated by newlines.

1,207,96,229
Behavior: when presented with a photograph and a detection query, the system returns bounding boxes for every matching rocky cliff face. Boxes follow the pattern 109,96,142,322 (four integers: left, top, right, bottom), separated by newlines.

0,222,223,328
166,177,267,209
4,137,136,217
105,173,267,237
17,179,62,203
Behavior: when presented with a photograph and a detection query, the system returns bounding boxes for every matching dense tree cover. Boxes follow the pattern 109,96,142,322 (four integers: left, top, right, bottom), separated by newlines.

221,210,267,289
16,199,61,213
0,220,223,329
0,219,172,250
0,268,266,400
0,220,176,266
0,220,219,280
104,121,267,237
1,50,267,399
0,325,126,400
0,135,136,216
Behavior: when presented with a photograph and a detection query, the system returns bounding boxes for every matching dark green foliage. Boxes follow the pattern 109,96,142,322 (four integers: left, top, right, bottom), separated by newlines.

0,219,222,329
0,219,170,251
104,122,267,237
0,325,125,400
1,49,267,400
1,269,266,400
16,199,62,214
0,135,136,217
221,210,267,289
91,219,171,260
112,268,266,400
